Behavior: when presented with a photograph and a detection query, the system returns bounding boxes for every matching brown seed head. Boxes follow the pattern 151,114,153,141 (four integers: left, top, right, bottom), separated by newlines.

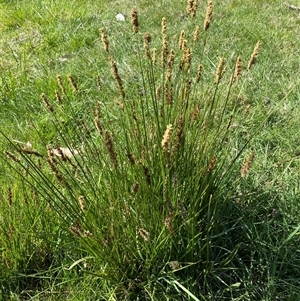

131,182,140,194
165,83,173,105
215,57,226,84
141,164,151,185
166,49,175,83
57,75,65,94
175,116,184,151
94,102,103,136
4,151,20,163
168,49,175,69
187,0,198,17
143,32,152,59
161,34,169,67
110,57,125,98
69,226,81,237
84,230,93,238
181,39,187,52
192,104,200,120
46,145,65,185
164,214,174,235
161,17,167,35
41,93,54,112
156,85,162,100
55,90,62,104
243,104,251,116
21,147,43,158
125,201,131,216
196,64,203,83
7,187,12,206
96,75,102,91
204,1,213,30
126,152,135,165
67,74,78,92
183,48,192,71
99,28,109,52
138,228,150,241
241,151,255,177
78,195,86,212
152,48,157,65
231,56,243,85
206,155,216,174
179,30,185,50
247,41,260,70
104,130,118,168
177,199,187,224
161,124,172,151
193,25,200,42
131,8,139,34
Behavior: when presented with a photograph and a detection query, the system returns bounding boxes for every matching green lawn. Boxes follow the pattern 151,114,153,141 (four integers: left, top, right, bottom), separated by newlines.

1,0,300,300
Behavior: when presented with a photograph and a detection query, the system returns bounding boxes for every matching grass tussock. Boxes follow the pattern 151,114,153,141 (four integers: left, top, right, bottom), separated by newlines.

1,0,300,300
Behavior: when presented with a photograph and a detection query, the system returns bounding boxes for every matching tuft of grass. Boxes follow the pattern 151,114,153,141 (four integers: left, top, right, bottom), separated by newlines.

1,0,300,300
0,2,267,299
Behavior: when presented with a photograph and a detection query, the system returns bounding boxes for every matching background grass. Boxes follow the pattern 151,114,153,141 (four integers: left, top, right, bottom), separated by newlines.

1,0,300,300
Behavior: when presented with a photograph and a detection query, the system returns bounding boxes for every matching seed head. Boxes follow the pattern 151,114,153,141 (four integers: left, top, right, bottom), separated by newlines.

78,195,86,212
47,146,63,185
193,25,200,42
138,228,150,241
175,116,184,151
110,57,125,98
131,182,140,194
241,151,255,177
183,48,192,71
187,0,198,18
104,130,118,168
192,105,200,120
143,32,152,59
56,75,65,94
156,85,162,100
196,64,203,83
55,90,62,104
165,83,173,105
215,57,226,84
67,74,78,92
41,93,54,112
179,30,185,50
142,164,151,185
166,49,175,83
4,151,20,163
231,56,243,85
96,75,102,91
177,199,187,224
161,124,173,151
7,187,12,206
99,28,109,52
206,155,216,174
94,102,103,136
169,260,181,270
161,17,167,35
247,41,260,70
161,34,169,67
164,214,174,235
131,8,139,34
152,48,157,65
243,104,251,116
126,152,135,165
204,1,213,30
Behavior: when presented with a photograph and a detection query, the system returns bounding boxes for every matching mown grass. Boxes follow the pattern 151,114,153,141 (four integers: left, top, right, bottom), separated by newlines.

1,0,300,300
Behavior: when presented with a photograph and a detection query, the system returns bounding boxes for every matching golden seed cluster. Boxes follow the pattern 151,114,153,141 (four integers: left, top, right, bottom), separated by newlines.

204,1,213,30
